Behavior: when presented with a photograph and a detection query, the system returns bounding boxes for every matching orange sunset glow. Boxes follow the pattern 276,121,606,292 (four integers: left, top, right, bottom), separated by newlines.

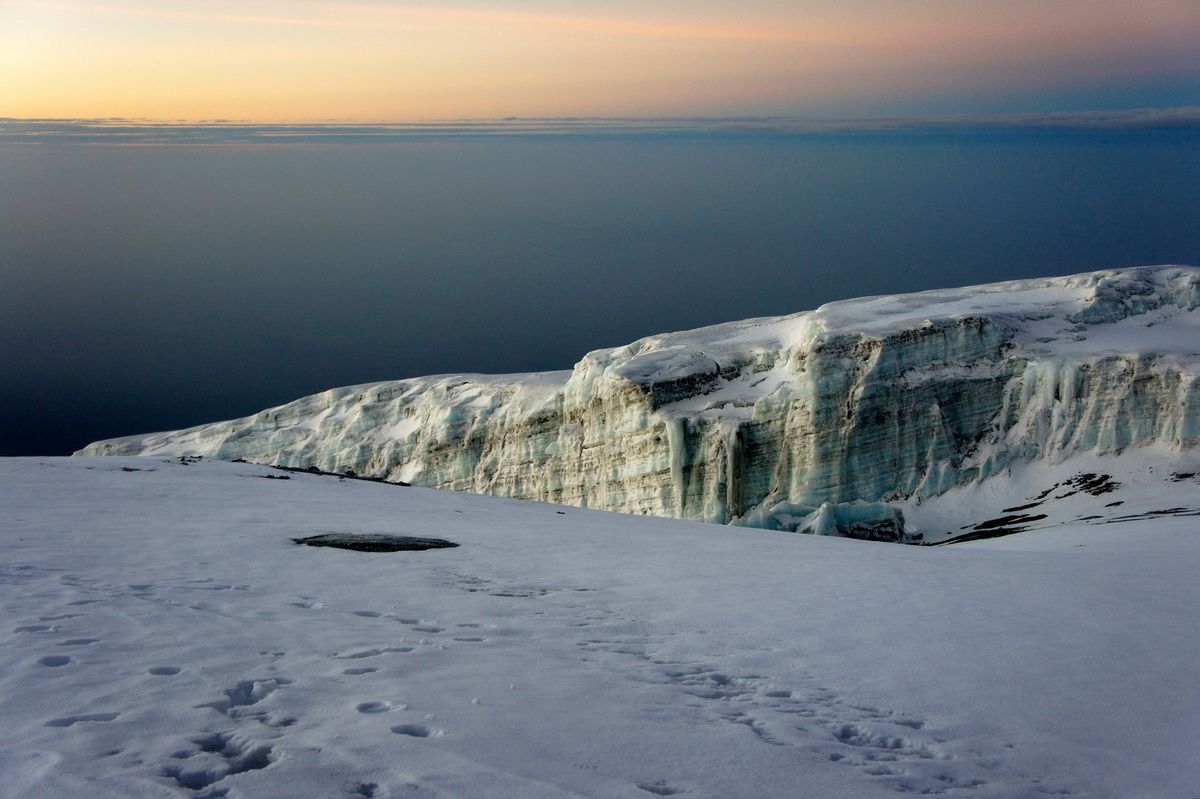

2,0,1197,121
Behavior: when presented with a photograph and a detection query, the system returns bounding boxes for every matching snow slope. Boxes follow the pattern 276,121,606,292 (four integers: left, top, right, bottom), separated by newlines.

3,457,1199,798
79,267,1200,542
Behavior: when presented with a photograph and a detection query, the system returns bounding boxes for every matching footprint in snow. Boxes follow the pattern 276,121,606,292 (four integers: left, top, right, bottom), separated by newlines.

39,655,72,667
149,666,182,676
637,781,685,795
390,723,442,738
198,678,291,717
335,646,413,659
162,731,275,792
46,712,120,727
15,624,55,633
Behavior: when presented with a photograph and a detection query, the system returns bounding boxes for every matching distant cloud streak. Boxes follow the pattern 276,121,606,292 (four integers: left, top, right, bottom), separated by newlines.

3,109,1198,146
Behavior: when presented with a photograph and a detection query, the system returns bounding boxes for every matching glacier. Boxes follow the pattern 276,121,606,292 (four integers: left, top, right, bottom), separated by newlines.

80,266,1200,541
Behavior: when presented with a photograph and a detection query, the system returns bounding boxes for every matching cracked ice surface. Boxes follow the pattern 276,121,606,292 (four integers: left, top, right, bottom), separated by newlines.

80,266,1200,539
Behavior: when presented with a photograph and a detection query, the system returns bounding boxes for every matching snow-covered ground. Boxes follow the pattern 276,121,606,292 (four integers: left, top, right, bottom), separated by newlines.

3,457,1198,798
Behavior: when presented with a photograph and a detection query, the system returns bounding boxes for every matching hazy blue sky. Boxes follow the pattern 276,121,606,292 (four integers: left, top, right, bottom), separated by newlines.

2,120,1197,454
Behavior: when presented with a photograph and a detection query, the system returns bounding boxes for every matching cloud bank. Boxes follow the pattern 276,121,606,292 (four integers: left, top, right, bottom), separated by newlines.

3,109,1198,146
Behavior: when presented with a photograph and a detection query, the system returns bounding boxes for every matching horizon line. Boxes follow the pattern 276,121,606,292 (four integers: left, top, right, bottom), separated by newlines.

3,107,1198,144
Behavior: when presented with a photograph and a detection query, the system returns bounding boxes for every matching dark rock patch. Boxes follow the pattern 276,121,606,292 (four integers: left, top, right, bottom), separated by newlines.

1103,507,1200,523
934,527,1031,545
293,534,458,552
972,513,1048,532
1063,472,1121,496
1027,472,1120,503
935,513,1049,545
249,462,412,486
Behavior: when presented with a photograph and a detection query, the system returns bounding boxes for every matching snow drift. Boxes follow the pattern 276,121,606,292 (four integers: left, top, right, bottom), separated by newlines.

80,266,1200,540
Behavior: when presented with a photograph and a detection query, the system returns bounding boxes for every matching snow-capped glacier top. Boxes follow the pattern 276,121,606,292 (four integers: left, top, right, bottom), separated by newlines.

583,265,1199,386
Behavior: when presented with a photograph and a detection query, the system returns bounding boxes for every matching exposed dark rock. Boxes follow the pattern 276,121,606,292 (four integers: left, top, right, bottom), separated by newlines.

292,534,458,552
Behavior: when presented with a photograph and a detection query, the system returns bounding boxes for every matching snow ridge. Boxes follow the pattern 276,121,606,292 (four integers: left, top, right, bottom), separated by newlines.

80,266,1200,539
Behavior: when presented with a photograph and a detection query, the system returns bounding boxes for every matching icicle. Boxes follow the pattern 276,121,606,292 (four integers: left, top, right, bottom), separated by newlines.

722,420,741,520
665,416,687,516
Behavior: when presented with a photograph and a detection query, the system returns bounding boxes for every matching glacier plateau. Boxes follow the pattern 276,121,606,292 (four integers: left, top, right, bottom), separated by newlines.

80,266,1200,541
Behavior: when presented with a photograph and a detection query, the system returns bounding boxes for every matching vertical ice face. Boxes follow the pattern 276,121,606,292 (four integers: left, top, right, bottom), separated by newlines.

80,266,1200,536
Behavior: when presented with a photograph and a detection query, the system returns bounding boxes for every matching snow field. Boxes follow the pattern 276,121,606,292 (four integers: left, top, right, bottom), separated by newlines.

3,457,1199,798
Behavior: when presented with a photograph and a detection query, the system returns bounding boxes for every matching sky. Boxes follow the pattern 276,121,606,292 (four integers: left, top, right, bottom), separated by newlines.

2,0,1198,121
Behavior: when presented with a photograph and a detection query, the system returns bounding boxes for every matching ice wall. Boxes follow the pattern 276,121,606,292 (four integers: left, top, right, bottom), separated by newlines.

81,266,1200,537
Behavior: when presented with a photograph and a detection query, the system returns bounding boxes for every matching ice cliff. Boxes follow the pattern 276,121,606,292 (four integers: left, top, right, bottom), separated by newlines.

81,266,1200,541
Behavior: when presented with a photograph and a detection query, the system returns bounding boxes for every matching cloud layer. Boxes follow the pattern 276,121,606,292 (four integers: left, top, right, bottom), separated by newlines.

3,109,1199,146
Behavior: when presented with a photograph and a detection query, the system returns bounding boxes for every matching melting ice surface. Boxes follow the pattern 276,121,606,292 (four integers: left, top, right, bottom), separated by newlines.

81,266,1200,542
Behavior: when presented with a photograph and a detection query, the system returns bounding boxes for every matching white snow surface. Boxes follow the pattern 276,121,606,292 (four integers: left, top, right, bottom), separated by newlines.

78,266,1200,542
3,457,1199,798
